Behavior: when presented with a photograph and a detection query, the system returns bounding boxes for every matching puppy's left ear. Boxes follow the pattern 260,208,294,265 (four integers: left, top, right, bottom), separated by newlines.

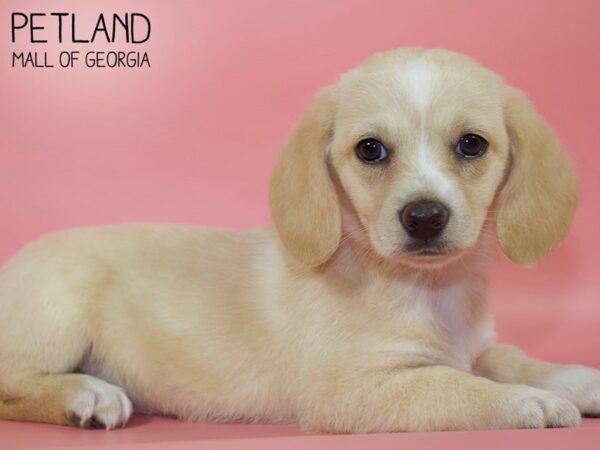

269,85,341,266
496,87,579,266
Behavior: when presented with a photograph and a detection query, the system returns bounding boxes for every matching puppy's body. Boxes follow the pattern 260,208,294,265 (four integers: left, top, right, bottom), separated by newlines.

1,48,598,432
0,223,492,426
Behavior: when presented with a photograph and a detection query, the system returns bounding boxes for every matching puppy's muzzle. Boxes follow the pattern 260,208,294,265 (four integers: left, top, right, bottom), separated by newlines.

399,200,449,241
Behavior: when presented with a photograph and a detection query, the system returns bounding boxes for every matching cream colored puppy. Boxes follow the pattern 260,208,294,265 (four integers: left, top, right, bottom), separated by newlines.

0,48,597,433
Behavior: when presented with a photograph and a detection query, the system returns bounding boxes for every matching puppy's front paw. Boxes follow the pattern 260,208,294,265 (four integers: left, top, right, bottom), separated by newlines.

544,366,600,416
503,386,581,429
68,377,133,430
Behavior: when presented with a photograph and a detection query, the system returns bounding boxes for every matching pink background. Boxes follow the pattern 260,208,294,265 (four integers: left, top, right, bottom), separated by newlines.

1,0,599,448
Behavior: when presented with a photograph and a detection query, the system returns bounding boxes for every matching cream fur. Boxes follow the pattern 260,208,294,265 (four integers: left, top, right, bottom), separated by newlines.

0,48,592,432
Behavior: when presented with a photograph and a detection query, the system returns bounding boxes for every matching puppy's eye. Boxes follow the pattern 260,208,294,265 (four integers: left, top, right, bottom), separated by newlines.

456,134,488,159
355,139,388,164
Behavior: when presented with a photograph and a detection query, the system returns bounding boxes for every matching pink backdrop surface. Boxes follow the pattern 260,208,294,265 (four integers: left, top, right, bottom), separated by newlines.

1,0,599,448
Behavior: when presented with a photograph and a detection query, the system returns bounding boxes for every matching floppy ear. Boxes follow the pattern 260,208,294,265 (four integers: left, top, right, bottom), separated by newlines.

269,85,341,266
496,87,579,266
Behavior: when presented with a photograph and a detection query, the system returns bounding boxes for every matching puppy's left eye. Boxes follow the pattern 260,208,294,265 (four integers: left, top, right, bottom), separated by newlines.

456,134,488,159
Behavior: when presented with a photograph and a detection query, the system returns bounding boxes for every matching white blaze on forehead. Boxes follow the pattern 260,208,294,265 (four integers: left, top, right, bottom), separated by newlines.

397,59,462,205
399,59,439,114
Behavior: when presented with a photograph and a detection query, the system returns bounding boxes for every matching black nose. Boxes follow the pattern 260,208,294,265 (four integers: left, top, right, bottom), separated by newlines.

399,201,450,241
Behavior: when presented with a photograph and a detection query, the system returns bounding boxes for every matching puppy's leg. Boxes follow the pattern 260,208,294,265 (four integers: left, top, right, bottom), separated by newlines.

474,344,600,416
0,373,132,429
299,365,580,433
0,254,133,429
0,318,133,430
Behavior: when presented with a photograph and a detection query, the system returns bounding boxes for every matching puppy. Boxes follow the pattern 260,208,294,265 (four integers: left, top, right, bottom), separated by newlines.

0,48,596,433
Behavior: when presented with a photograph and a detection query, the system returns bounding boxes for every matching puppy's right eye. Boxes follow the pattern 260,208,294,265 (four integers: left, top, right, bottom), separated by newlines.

355,139,388,164
456,134,488,159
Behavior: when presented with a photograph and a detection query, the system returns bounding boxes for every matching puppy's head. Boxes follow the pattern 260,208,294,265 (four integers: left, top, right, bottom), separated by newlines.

270,48,578,268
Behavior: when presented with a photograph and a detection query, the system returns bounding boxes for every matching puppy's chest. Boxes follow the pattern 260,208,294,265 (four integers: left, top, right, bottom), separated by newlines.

372,282,491,372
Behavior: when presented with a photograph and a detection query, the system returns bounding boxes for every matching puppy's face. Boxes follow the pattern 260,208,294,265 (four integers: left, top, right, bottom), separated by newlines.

329,52,509,266
270,48,578,269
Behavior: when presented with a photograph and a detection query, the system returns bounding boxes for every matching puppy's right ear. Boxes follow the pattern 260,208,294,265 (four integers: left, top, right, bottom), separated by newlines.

269,85,341,267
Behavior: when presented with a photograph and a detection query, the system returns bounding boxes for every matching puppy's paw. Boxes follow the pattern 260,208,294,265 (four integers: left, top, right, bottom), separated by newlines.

544,366,600,416
68,377,133,430
502,386,581,429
